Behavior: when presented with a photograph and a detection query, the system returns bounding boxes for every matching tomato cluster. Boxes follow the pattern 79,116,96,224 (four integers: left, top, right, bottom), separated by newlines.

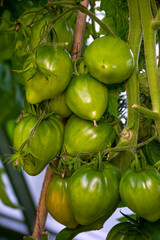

10,8,160,238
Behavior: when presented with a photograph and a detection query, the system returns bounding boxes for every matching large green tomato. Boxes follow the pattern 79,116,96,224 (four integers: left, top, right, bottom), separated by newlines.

65,74,108,121
13,114,63,175
45,175,78,229
106,221,160,240
119,165,160,222
84,36,134,84
68,163,120,225
23,45,73,104
63,115,116,157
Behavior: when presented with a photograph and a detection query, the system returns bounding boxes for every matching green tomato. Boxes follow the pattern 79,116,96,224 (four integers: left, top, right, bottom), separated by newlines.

84,36,134,84
49,92,72,118
29,14,73,52
68,163,120,225
119,165,160,222
45,175,78,229
65,74,108,121
106,221,160,240
13,114,63,175
63,114,116,157
24,45,73,104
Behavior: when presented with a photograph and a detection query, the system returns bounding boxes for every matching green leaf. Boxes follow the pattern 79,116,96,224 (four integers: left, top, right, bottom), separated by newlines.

0,63,23,125
0,10,15,61
100,0,129,41
107,89,118,117
138,71,150,97
0,168,23,209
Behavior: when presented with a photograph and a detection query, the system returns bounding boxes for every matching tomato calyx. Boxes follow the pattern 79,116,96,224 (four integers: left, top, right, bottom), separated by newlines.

131,151,147,172
73,57,88,76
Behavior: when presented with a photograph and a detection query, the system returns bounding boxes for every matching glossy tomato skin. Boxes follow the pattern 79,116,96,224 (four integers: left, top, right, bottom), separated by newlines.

65,74,108,121
63,114,116,157
84,36,134,84
68,163,120,225
119,165,160,222
22,154,49,176
24,45,73,104
13,115,64,162
45,175,78,229
49,92,72,118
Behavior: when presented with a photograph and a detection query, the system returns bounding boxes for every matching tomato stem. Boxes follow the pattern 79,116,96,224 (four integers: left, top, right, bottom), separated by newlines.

132,104,160,120
109,0,142,171
134,153,141,172
139,0,160,139
46,2,116,36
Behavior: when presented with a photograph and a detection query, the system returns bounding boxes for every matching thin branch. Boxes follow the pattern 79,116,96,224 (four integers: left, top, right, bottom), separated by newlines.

32,159,58,240
132,104,160,120
71,0,89,60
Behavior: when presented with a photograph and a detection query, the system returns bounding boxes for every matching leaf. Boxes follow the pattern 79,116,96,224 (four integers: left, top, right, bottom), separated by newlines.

0,64,16,125
0,168,23,209
107,89,118,117
138,71,150,97
100,0,129,41
0,10,15,61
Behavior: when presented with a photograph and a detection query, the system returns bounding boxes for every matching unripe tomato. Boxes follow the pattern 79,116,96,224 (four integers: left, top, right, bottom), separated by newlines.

63,115,116,157
45,175,78,229
84,36,134,84
23,45,73,104
49,92,72,118
119,165,160,222
13,115,64,175
29,15,73,52
65,74,108,121
106,221,160,240
68,163,120,225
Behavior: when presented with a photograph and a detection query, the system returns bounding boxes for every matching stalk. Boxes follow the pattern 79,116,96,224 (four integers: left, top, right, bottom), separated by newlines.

139,0,160,138
109,0,142,172
123,0,142,144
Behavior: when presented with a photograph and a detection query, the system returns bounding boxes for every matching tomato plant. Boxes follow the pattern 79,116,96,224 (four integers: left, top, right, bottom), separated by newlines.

1,0,160,239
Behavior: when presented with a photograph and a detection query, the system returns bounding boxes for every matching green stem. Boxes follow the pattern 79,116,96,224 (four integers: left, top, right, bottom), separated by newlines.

104,135,157,155
151,20,160,30
150,0,157,17
46,2,116,35
154,7,160,21
132,104,160,119
123,0,141,144
139,0,160,138
134,153,141,172
109,0,142,167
